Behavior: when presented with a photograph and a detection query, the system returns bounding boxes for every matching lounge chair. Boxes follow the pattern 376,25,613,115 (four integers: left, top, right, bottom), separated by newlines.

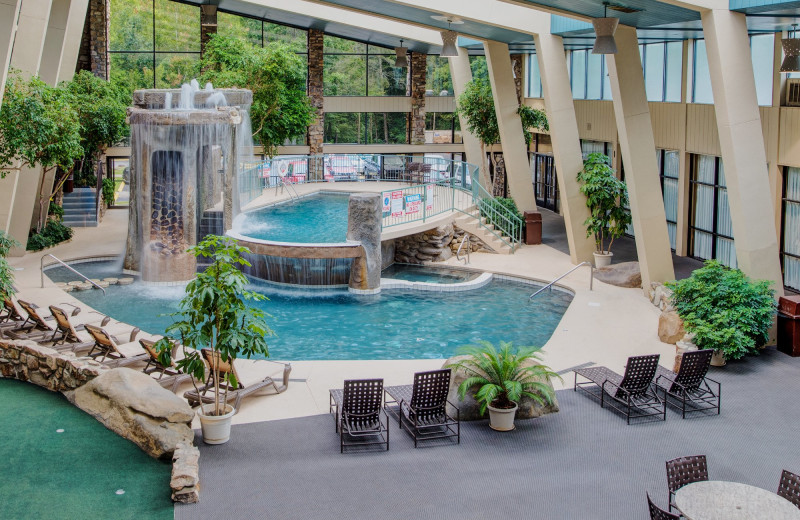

82,323,147,367
329,379,389,453
47,305,138,349
384,369,459,447
655,349,721,418
666,455,708,512
3,299,57,340
183,348,291,412
1,297,24,324
139,338,194,392
573,354,666,424
778,469,800,509
647,492,679,520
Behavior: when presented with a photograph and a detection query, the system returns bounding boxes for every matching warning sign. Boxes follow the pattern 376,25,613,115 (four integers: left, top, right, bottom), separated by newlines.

405,193,421,215
391,190,404,217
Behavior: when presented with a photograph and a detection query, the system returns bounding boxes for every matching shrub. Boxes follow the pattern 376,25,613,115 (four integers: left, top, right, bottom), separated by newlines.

102,178,116,206
26,220,73,251
479,197,524,241
0,231,20,299
666,260,776,360
48,201,64,221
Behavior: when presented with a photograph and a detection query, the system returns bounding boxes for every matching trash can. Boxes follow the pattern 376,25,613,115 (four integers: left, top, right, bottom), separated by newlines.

524,211,542,245
777,295,800,357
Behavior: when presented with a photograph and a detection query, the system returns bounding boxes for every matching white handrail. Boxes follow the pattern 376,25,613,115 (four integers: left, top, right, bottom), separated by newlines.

529,261,593,301
456,234,470,264
40,254,106,295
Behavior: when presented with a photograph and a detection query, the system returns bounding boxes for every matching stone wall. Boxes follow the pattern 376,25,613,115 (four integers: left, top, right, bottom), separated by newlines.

307,29,325,160
409,52,427,145
511,54,523,104
0,339,106,391
78,0,109,79
394,223,494,265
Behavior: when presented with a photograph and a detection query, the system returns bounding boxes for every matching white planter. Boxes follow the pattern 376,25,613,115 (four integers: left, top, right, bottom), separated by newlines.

710,350,727,367
487,402,518,432
593,251,613,268
198,404,236,445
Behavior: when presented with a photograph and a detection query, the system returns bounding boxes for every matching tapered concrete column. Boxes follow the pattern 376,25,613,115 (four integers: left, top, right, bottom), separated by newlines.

9,0,53,78
0,0,22,108
448,47,487,187
484,40,536,212
533,34,594,264
702,10,784,295
606,25,675,290
55,0,89,83
40,0,73,85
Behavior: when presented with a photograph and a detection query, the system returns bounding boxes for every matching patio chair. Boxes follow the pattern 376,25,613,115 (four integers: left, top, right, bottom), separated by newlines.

83,323,147,367
647,492,679,520
329,379,389,453
1,297,24,324
384,369,459,448
139,338,194,393
655,349,721,418
183,348,291,412
666,455,708,512
3,299,57,340
778,469,800,509
573,354,666,424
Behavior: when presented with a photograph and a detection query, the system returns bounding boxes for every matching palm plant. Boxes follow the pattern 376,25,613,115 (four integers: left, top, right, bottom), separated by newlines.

447,340,560,415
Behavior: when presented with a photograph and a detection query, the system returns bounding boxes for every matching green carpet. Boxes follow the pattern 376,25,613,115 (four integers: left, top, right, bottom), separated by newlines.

0,379,174,520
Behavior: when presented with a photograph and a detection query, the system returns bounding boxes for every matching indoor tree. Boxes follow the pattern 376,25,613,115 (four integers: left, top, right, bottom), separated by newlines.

576,152,631,257
0,232,20,301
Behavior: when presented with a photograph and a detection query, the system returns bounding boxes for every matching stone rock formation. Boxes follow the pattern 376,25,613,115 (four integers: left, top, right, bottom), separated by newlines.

594,261,642,288
658,310,686,344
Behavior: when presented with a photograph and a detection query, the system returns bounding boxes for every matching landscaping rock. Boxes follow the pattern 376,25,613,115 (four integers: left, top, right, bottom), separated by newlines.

658,311,686,344
593,261,642,288
68,368,195,459
443,356,559,421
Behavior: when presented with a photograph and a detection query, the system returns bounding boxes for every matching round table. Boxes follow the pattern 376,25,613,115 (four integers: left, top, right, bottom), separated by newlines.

675,481,800,520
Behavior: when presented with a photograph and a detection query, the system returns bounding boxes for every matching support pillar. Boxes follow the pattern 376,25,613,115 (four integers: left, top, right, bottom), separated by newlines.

701,10,784,295
606,25,675,290
9,0,53,78
40,0,74,85
307,29,324,179
200,5,217,58
448,47,486,187
409,52,427,145
484,40,536,212
55,0,89,82
534,33,595,264
0,0,22,108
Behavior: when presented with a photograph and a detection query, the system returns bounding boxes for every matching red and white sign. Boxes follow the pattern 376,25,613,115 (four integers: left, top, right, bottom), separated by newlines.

426,184,434,211
391,190,404,217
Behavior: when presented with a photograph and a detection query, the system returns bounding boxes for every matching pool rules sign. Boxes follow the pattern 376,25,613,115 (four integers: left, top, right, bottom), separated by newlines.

390,190,403,217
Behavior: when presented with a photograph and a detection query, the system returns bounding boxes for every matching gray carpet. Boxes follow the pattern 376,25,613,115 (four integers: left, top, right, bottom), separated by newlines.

176,348,800,520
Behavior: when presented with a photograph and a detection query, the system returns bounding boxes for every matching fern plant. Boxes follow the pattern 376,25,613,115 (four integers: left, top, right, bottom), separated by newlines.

447,340,560,414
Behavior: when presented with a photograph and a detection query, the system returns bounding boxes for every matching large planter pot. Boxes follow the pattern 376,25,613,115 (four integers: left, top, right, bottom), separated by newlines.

710,350,727,367
198,403,235,444
487,402,518,432
593,251,613,268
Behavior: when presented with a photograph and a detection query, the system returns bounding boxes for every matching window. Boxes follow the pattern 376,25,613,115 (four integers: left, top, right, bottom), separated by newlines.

568,50,609,100
324,36,408,96
782,167,800,291
571,49,587,99
643,43,665,101
665,42,682,102
323,113,408,144
659,150,680,250
689,155,737,267
691,40,713,104
751,34,775,106
526,54,542,98
425,112,461,144
426,56,453,96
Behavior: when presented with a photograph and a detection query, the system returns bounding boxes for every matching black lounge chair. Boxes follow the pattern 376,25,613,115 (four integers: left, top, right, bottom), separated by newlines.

329,379,389,453
666,455,708,512
384,369,459,448
573,354,665,424
655,349,721,418
778,469,800,509
647,492,679,520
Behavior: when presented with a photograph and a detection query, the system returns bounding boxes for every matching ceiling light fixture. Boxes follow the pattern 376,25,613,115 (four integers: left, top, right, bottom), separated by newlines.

781,24,800,73
394,39,409,68
592,3,619,55
432,16,464,58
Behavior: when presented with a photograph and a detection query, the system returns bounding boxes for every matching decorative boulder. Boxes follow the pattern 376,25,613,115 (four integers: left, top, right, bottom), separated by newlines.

443,356,559,421
66,368,195,459
658,310,686,344
593,261,642,288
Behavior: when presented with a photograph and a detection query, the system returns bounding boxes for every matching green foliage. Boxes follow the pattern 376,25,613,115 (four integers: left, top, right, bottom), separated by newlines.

48,201,64,221
154,235,274,415
577,153,632,254
447,340,560,415
480,197,524,239
518,105,549,146
0,73,83,175
25,220,73,251
62,71,129,159
0,231,20,299
101,178,116,206
198,34,315,156
456,79,499,150
666,261,776,360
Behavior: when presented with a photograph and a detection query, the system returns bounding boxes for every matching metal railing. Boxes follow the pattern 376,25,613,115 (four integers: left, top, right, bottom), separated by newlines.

529,261,593,301
278,177,300,201
40,254,106,295
467,181,524,251
456,234,471,264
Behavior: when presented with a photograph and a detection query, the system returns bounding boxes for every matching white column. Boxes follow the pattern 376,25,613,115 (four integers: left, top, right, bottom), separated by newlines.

484,40,537,213
606,25,675,290
448,47,488,187
701,9,784,295
0,0,22,108
40,0,89,85
9,0,53,78
534,33,594,264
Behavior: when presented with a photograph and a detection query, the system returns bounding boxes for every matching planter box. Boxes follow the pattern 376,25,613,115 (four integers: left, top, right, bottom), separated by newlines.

778,295,800,318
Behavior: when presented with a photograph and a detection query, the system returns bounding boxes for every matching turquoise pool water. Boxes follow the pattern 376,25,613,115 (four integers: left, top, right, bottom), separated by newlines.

47,262,572,361
235,192,350,243
381,264,478,284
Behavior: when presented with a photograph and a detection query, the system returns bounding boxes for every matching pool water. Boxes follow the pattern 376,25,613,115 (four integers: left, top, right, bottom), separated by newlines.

46,262,572,361
234,192,350,243
381,264,478,284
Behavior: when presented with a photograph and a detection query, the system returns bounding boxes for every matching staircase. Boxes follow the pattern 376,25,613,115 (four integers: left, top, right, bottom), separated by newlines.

454,206,514,254
61,188,98,227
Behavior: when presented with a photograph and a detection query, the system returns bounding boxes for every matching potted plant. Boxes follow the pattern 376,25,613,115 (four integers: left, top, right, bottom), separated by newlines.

666,260,775,365
154,235,274,444
447,340,560,431
576,153,631,267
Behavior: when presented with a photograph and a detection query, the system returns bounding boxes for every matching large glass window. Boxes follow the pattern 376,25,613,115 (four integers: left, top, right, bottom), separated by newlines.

425,112,461,144
526,54,542,98
568,50,610,100
782,167,800,291
571,49,587,99
644,43,665,101
660,149,680,250
751,33,775,106
689,155,737,267
324,36,408,96
323,113,408,144
665,42,683,102
426,56,453,96
692,40,713,104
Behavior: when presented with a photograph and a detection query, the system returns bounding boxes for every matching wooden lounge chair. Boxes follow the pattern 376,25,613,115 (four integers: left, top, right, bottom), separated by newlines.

666,455,708,512
3,299,57,340
82,323,147,367
47,305,138,350
1,297,24,324
329,379,389,453
573,354,666,424
183,348,291,412
384,369,459,447
139,338,194,393
778,469,800,509
655,349,721,419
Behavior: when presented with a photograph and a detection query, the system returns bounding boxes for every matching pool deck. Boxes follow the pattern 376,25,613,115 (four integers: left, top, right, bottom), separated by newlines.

8,203,673,428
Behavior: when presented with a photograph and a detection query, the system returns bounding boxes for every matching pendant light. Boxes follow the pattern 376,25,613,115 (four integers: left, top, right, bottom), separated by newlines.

781,24,800,73
440,23,459,57
394,39,409,68
592,3,619,55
